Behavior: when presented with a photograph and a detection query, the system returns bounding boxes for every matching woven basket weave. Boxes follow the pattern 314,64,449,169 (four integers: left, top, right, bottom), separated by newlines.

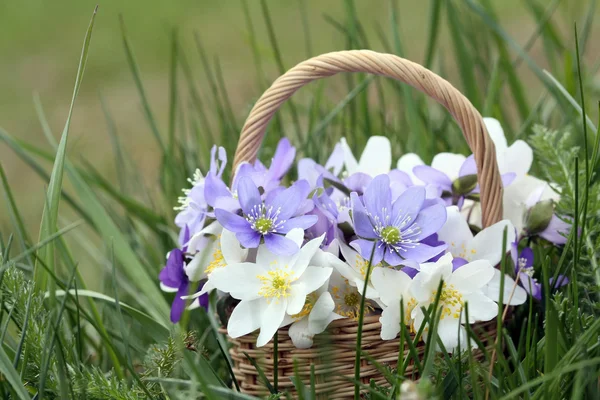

226,50,504,399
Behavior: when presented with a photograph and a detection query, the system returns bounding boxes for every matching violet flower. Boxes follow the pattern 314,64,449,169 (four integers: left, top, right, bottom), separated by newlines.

159,228,207,323
511,245,569,300
413,154,516,208
351,174,447,265
215,177,318,255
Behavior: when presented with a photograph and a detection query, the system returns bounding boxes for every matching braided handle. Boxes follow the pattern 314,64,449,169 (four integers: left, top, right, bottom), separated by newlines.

232,50,502,227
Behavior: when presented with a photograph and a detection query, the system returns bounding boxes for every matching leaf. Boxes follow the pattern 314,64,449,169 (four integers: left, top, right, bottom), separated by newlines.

34,5,97,293
0,345,30,400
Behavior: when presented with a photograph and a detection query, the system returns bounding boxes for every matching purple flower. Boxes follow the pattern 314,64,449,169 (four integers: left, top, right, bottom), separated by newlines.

215,177,318,255
413,155,515,208
511,245,569,300
159,228,207,323
350,174,447,265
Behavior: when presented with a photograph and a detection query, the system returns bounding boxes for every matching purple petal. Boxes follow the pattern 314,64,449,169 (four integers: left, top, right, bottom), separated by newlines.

451,257,469,271
392,186,426,227
519,247,534,270
269,138,296,179
344,172,372,193
204,174,232,208
237,177,262,216
160,248,184,288
236,231,262,248
351,192,377,239
363,175,392,218
549,275,569,287
181,226,191,252
501,172,517,187
412,203,447,241
383,247,404,266
170,283,189,323
401,266,419,279
459,155,477,177
539,215,571,245
215,209,253,234
351,238,384,265
519,273,541,300
264,234,300,255
279,215,319,233
413,166,452,190
267,180,309,220
402,242,447,263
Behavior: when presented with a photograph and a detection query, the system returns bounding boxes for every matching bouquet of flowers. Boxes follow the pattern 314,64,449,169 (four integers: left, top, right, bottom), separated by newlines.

159,118,571,352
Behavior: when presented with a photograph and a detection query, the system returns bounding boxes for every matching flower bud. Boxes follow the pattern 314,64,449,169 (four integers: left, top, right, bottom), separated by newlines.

451,174,478,196
524,200,554,235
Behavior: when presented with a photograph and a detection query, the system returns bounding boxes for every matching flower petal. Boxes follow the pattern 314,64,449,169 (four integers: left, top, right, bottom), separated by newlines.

227,299,265,338
351,193,377,239
483,117,508,152
412,203,447,241
287,284,308,315
257,299,287,347
288,318,314,349
484,269,529,305
504,140,533,177
290,235,325,276
370,267,412,307
308,292,341,334
279,215,318,233
221,229,248,264
295,266,333,294
436,206,473,256
463,292,499,322
264,234,300,256
236,176,262,216
471,219,516,265
208,263,264,300
170,283,188,323
431,152,466,181
215,209,253,233
363,174,392,218
340,137,359,174
402,242,447,263
268,180,308,220
380,302,401,340
392,186,426,226
413,165,452,191
357,136,392,176
449,260,494,292
397,153,425,184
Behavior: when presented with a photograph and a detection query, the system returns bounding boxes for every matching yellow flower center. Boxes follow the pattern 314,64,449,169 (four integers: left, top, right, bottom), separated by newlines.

204,245,225,274
291,292,318,320
381,226,401,244
254,217,273,234
332,282,373,320
257,269,295,300
355,255,383,279
432,283,464,320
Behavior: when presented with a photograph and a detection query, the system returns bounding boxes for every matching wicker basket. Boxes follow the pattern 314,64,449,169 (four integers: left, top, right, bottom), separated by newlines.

226,50,504,399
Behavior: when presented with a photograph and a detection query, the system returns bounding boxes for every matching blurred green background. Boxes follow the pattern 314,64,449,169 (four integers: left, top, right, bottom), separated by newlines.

0,0,596,232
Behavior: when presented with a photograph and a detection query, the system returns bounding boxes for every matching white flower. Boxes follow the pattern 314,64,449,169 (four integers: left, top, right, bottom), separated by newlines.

437,206,515,266
286,243,345,348
370,267,414,340
209,229,332,347
436,207,527,305
483,117,533,178
397,153,425,184
410,253,498,352
340,136,392,176
333,240,381,300
183,225,248,308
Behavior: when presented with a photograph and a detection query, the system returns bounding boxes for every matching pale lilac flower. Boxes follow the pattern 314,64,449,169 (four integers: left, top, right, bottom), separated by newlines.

215,177,318,255
350,174,447,265
175,146,226,241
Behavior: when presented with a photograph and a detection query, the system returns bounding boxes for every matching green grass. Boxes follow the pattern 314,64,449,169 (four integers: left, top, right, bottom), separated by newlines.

0,0,599,399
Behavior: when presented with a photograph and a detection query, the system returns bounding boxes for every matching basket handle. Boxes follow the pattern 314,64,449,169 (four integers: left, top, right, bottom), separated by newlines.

232,50,502,228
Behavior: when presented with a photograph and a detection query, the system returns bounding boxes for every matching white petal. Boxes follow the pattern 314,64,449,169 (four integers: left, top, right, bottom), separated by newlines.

209,263,265,300
182,280,215,300
437,206,474,257
295,267,332,295
308,292,341,334
184,245,213,282
160,282,179,293
221,229,248,264
257,299,287,347
287,284,308,315
483,117,508,153
463,292,499,322
471,220,515,266
503,140,532,177
397,153,425,184
290,235,325,277
483,270,528,305
449,260,494,292
227,299,264,338
370,267,412,307
340,137,359,174
339,241,362,272
288,318,314,349
380,302,401,340
431,153,466,181
357,136,392,176
286,228,305,248
435,318,469,353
